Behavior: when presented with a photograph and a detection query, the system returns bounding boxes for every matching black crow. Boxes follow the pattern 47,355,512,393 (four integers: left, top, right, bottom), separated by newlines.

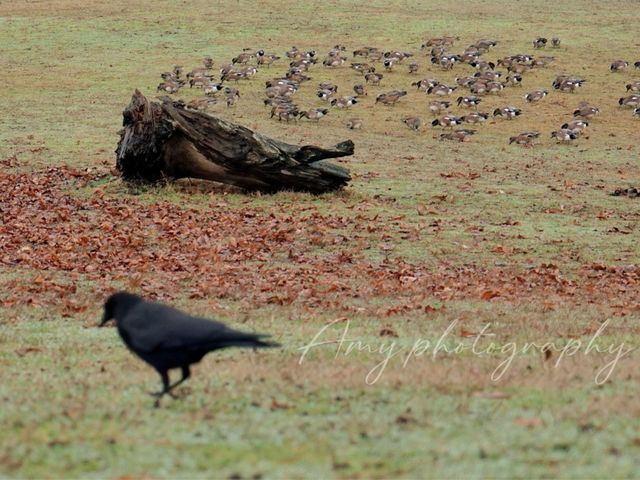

100,292,279,407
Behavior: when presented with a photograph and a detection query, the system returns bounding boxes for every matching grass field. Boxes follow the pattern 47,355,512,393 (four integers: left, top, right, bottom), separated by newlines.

1,0,640,478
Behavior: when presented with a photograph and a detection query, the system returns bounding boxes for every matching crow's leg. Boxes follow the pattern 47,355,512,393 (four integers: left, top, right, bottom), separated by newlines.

150,370,178,407
167,365,191,392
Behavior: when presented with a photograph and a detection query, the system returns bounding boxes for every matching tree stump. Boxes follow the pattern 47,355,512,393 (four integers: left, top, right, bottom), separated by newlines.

115,90,353,193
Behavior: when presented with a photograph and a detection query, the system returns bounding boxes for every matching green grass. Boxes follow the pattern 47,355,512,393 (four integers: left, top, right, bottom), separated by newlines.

2,0,640,477
2,311,639,478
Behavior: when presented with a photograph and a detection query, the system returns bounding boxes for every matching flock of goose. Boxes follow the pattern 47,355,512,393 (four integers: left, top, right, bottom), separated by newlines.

156,36,640,146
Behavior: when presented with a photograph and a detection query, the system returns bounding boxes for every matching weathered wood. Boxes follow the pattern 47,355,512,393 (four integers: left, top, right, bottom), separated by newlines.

115,90,353,193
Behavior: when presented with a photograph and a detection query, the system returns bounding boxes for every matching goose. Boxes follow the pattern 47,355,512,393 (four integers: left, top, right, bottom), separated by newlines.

430,46,447,58
532,56,555,68
612,187,640,197
266,77,299,88
625,81,640,92
619,95,640,107
364,72,383,85
353,84,367,96
160,71,179,82
157,81,180,94
533,37,548,48
257,53,280,67
469,81,488,95
524,89,548,102
462,112,489,124
186,98,216,111
270,103,299,121
428,100,450,115
351,63,374,73
286,46,300,59
300,108,329,121
317,89,335,102
493,106,522,120
422,36,458,48
469,60,496,71
286,70,311,83
239,66,257,78
265,85,295,98
204,83,224,96
427,84,456,96
497,57,514,68
203,56,214,69
221,70,244,82
455,76,476,87
561,120,589,135
512,54,534,63
385,51,413,62
470,44,490,55
187,67,213,81
553,77,585,93
505,73,523,87
432,115,463,128
323,56,347,67
551,129,577,143
433,54,461,70
219,64,233,77
318,82,338,93
375,90,407,106
610,60,629,72
232,52,253,64
486,81,505,94
474,70,502,81
353,47,377,57
188,75,208,89
263,96,292,108
160,73,185,88
509,131,540,146
273,109,299,122
634,108,640,118
456,96,481,108
508,63,532,74
437,56,456,70
465,46,482,55
289,59,314,71
573,105,599,118
422,38,443,48
472,39,497,51
551,37,561,48
461,51,480,63
224,86,240,98
383,57,398,71
331,96,358,108
408,62,419,74
401,116,422,131
346,118,363,130
413,78,439,90
440,129,476,142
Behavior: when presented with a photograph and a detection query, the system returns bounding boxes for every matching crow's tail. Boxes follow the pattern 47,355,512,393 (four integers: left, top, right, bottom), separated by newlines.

218,331,281,349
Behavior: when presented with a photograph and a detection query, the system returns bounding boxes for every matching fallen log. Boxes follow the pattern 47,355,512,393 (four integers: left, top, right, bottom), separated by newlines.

115,90,353,193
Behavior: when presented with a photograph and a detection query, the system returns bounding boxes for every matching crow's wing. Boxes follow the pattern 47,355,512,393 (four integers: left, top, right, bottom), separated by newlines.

120,301,255,353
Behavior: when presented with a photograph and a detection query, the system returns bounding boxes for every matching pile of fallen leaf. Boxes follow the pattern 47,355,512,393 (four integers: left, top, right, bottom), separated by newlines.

1,166,640,318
